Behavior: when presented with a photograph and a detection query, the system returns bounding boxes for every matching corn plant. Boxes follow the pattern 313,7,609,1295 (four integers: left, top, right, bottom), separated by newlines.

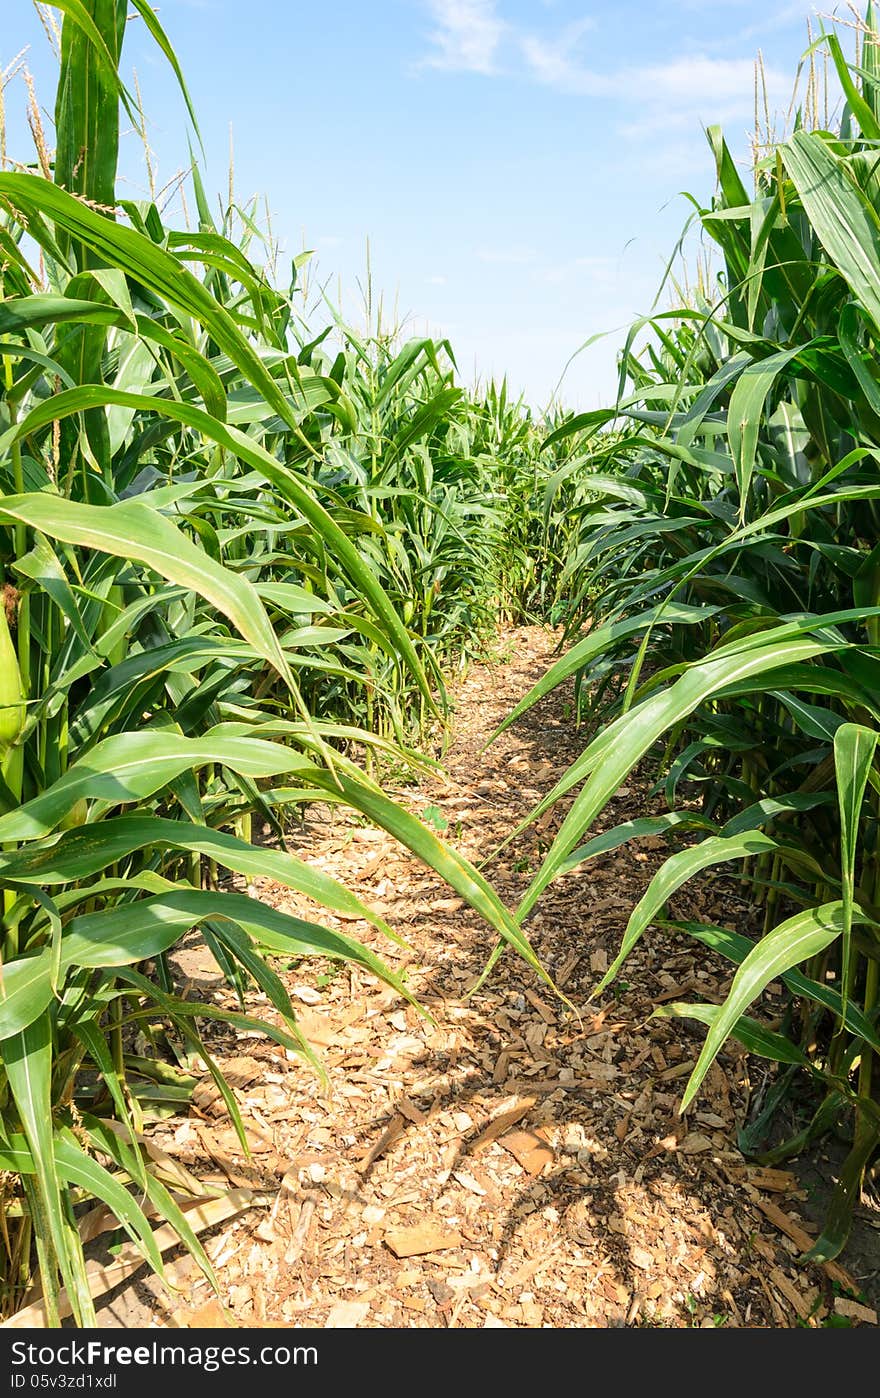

285,317,501,735
0,2,550,1324
502,15,880,1259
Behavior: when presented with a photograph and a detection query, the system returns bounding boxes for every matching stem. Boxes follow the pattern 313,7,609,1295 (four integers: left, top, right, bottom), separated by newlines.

4,358,30,712
2,359,26,931
857,952,878,1114
110,996,124,1078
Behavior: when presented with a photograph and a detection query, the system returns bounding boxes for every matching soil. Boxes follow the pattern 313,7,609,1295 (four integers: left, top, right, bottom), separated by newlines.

52,627,880,1328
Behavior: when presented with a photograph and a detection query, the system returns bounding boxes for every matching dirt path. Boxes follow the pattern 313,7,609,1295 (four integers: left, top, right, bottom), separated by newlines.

95,627,877,1329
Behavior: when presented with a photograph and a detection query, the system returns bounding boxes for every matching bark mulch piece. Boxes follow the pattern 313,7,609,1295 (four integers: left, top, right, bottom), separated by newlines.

98,627,877,1329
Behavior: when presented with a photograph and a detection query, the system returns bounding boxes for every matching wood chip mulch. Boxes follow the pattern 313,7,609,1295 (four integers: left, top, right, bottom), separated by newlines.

96,627,877,1329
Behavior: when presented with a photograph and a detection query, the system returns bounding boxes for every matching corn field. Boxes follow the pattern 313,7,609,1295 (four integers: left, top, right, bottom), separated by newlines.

1,1,880,1327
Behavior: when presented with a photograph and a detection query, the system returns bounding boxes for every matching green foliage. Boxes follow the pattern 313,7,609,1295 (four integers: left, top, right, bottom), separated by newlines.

505,15,880,1260
0,1,557,1323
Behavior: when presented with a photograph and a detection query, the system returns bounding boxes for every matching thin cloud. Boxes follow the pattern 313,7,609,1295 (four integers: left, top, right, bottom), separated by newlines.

419,3,790,135
421,0,505,74
638,55,788,103
518,18,606,94
520,25,788,115
730,1,812,43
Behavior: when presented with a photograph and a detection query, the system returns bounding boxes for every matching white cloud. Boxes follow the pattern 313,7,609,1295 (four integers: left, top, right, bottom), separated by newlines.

518,17,602,92
639,55,787,104
422,0,505,74
419,3,791,139
615,61,789,144
520,28,788,121
729,1,812,43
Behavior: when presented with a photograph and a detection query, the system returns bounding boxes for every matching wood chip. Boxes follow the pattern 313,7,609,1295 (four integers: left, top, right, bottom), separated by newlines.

653,981,697,1004
492,1051,510,1083
769,1268,812,1322
556,953,580,988
325,1300,370,1328
744,1167,800,1195
470,1096,536,1150
452,1170,487,1196
192,1056,263,1113
630,1246,654,1271
680,1132,713,1155
524,989,556,1024
385,1224,464,1258
658,1060,695,1081
4,1190,267,1329
177,1299,236,1328
355,1113,406,1172
833,1297,878,1326
498,1128,554,1175
400,1295,427,1313
292,985,323,1005
757,1271,789,1327
753,1198,858,1291
194,1125,259,1190
395,1095,426,1124
294,1005,337,1048
283,1194,316,1266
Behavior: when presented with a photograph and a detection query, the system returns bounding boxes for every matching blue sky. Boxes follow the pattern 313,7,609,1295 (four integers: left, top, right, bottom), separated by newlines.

1,2,845,406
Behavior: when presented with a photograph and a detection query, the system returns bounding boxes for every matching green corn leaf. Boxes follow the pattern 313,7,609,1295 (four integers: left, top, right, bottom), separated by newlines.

127,0,201,140
0,1127,162,1278
297,763,557,1000
3,1014,95,1325
665,919,880,1052
13,533,95,656
782,131,880,334
804,1124,880,1262
0,493,292,686
0,884,409,1040
821,31,880,141
594,831,779,997
0,731,314,840
81,1115,218,1291
833,722,879,1028
653,1002,810,1066
488,601,715,743
558,811,717,876
0,387,432,705
519,630,839,919
727,347,802,518
0,814,394,938
55,1129,165,1277
680,902,853,1112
